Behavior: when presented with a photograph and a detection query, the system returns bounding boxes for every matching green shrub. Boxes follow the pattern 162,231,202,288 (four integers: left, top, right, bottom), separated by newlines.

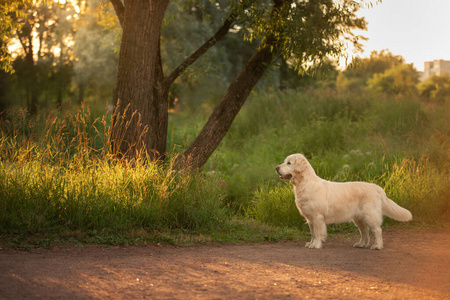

417,74,450,103
367,64,419,95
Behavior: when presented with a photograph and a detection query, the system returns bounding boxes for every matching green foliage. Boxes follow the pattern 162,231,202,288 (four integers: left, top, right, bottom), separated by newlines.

2,1,80,110
337,50,405,92
368,97,428,136
72,3,118,105
417,74,450,103
367,63,419,95
344,50,405,80
0,0,33,73
234,0,367,70
0,158,230,233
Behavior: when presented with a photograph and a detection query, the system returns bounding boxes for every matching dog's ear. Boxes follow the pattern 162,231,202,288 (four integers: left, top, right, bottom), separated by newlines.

294,155,308,173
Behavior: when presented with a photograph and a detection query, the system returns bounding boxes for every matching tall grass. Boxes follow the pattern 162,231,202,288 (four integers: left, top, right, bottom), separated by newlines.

0,107,230,236
0,158,231,233
248,157,450,227
382,158,450,223
190,89,450,224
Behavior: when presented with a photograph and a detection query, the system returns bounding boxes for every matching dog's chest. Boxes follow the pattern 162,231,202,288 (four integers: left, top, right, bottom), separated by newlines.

293,183,309,200
293,185,311,208
293,184,318,217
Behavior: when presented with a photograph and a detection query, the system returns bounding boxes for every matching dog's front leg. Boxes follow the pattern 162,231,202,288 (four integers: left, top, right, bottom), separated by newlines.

305,220,315,248
307,216,326,249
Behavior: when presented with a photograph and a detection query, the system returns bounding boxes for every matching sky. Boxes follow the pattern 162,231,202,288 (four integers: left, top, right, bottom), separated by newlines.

351,0,450,71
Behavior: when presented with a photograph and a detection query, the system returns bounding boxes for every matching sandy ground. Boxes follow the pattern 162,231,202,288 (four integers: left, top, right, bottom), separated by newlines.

1,228,449,299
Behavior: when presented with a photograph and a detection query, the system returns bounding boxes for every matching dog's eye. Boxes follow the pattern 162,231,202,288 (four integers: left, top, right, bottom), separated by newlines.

287,161,291,165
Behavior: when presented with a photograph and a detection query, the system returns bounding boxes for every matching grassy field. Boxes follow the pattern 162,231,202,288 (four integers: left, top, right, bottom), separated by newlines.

1,89,449,248
172,88,450,226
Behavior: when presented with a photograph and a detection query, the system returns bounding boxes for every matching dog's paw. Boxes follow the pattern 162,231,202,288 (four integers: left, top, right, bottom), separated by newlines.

307,243,322,249
370,244,383,250
353,242,369,248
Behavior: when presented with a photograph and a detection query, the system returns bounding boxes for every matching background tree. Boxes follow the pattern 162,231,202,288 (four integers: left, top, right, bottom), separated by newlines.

161,1,259,112
337,49,404,92
367,63,418,95
109,0,367,168
417,74,450,103
6,1,78,113
0,0,31,73
73,1,118,106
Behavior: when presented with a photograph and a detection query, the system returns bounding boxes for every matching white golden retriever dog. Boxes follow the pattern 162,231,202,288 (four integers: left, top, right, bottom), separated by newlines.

276,154,412,250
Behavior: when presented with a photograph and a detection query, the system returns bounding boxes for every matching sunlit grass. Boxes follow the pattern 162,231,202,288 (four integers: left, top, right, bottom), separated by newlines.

0,156,230,234
0,106,231,241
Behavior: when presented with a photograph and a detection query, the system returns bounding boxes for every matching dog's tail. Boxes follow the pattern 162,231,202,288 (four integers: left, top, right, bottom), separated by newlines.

382,196,412,222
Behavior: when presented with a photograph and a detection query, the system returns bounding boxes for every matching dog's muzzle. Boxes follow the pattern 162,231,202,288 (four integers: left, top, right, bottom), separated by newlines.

276,166,292,180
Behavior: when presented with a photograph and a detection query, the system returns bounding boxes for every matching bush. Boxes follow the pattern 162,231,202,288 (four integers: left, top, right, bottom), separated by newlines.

417,74,450,103
367,64,419,95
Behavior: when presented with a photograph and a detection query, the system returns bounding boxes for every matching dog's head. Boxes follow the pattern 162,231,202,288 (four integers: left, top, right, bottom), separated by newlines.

275,154,310,181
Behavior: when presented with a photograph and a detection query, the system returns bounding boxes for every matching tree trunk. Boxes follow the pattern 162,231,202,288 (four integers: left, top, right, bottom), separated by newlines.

175,46,275,170
111,0,169,160
25,44,38,116
279,57,289,91
20,21,38,115
78,83,85,105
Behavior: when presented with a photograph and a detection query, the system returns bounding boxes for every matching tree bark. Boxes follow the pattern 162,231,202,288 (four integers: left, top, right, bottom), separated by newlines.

111,0,169,160
77,83,85,105
25,48,38,115
19,21,38,115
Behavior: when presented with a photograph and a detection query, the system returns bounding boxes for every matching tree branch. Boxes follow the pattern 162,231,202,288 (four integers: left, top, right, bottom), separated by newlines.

110,0,125,28
165,13,236,86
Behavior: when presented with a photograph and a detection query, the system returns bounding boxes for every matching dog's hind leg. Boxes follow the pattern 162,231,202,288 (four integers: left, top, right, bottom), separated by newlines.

370,226,383,250
366,214,383,250
353,218,370,248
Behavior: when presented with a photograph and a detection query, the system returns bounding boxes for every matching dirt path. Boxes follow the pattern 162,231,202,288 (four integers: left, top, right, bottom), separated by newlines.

1,228,449,299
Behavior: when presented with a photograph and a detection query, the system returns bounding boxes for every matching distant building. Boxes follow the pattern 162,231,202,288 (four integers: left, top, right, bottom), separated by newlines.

422,59,450,81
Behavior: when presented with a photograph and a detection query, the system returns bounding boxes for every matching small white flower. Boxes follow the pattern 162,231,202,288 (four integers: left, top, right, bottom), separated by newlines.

342,164,351,171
